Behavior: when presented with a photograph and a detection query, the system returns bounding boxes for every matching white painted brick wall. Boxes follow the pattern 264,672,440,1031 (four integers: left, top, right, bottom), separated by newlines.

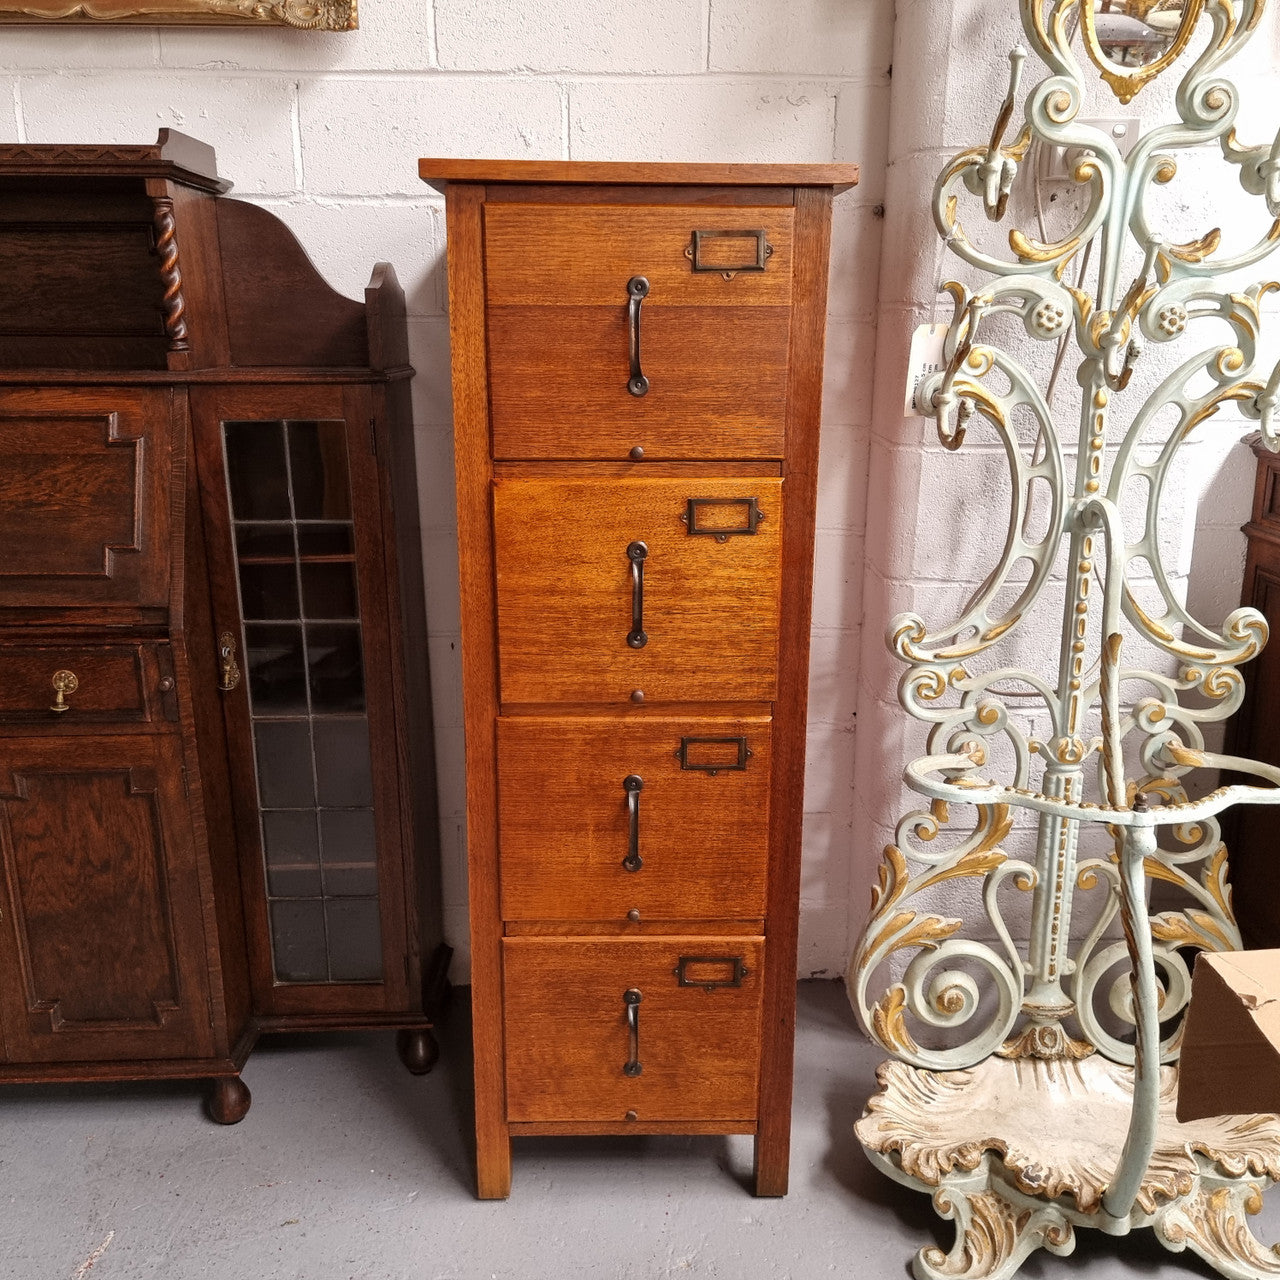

2,0,892,982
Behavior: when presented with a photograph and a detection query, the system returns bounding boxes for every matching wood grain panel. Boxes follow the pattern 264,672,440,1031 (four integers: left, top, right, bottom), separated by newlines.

0,642,167,725
487,305,789,460
420,158,859,191
503,935,763,1123
484,204,794,307
498,715,770,922
0,734,213,1062
0,387,172,612
494,476,783,703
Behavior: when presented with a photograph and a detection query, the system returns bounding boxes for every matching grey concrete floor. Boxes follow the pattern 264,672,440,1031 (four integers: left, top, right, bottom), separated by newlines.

1,980,1276,1280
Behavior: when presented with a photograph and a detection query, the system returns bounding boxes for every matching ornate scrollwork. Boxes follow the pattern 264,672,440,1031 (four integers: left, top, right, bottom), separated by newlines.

852,0,1280,1074
854,1,1280,1271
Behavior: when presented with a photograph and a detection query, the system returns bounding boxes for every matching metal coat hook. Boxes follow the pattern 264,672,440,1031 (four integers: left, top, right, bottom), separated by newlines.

975,45,1027,221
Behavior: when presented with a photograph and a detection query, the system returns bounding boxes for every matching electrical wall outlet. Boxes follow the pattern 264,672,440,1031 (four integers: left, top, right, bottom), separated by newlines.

1037,117,1142,183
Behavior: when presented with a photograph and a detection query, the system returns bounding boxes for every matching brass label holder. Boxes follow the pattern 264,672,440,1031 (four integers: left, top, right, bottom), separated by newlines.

675,955,749,991
685,228,774,280
675,736,752,775
681,497,763,542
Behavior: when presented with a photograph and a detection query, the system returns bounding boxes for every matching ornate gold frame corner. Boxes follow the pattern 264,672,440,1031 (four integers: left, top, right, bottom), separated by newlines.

0,0,357,30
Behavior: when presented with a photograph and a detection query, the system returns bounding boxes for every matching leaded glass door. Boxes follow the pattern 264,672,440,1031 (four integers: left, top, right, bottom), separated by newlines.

191,384,410,1019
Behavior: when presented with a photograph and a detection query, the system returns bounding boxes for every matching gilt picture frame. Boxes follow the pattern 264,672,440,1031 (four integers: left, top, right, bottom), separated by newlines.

0,0,356,29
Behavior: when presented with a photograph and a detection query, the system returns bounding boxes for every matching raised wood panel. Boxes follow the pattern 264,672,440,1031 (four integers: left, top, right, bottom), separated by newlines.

0,387,173,612
494,476,783,703
503,935,764,1124
487,306,789,460
484,205,794,308
0,735,214,1062
498,715,771,922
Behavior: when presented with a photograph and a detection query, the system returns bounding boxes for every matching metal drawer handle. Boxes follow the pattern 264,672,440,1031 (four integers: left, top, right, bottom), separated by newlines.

49,669,79,714
623,988,643,1077
626,541,648,649
626,276,650,397
623,775,644,872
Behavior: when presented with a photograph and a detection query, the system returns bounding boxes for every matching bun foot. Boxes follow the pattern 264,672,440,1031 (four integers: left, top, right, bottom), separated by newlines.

397,1028,439,1076
208,1075,252,1125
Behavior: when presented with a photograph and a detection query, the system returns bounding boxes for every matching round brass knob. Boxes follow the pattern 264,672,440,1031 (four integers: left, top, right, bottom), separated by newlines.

626,909,641,923
49,670,79,714
624,1110,638,1122
630,689,645,704
629,446,645,461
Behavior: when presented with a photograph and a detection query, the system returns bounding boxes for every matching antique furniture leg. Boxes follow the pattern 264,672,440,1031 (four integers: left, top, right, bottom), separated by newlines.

395,1028,440,1076
208,1075,252,1125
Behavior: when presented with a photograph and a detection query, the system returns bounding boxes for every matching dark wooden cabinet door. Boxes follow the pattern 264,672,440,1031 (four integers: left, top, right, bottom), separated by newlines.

0,387,174,614
190,383,410,1019
0,734,214,1063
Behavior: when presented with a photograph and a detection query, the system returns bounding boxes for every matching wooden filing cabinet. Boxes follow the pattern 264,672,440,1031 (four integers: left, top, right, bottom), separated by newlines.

422,160,858,1197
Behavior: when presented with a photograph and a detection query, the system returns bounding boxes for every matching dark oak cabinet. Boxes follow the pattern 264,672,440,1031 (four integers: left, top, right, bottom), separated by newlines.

0,132,447,1119
1224,435,1280,948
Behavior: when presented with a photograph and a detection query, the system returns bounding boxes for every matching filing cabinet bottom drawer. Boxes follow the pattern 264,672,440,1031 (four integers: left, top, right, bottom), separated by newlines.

503,936,764,1125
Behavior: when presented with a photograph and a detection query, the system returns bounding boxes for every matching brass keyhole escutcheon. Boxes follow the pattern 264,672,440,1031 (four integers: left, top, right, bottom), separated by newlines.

50,669,79,714
218,632,242,692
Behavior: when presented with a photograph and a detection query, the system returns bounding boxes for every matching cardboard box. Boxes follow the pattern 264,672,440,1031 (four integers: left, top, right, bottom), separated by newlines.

1177,949,1280,1122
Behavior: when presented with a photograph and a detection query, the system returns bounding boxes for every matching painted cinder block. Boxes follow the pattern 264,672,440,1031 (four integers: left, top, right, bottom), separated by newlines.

19,73,297,193
817,420,872,533
567,78,837,162
436,0,703,74
298,76,562,196
0,29,158,71
710,0,893,80
157,0,434,73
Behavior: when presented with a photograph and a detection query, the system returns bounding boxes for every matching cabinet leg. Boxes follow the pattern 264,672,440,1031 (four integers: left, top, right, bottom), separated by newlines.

752,1131,790,1197
476,1129,513,1200
208,1075,252,1125
396,1027,440,1076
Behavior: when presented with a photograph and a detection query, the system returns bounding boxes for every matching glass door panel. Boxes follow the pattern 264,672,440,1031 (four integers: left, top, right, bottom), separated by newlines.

223,419,382,985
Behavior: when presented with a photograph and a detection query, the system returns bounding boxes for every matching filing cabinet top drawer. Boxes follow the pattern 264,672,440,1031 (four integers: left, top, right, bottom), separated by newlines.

0,643,173,728
484,205,794,461
484,205,795,308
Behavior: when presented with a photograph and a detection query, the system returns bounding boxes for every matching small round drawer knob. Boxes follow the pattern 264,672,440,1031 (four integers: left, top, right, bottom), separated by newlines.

627,909,641,923
49,669,79,714
624,1110,638,1122
630,689,645,704
629,446,645,461
158,676,175,693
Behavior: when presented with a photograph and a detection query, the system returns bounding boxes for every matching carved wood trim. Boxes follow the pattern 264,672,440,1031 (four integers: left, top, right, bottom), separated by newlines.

151,197,189,354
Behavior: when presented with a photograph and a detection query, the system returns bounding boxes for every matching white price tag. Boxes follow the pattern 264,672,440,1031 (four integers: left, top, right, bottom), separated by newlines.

904,322,949,417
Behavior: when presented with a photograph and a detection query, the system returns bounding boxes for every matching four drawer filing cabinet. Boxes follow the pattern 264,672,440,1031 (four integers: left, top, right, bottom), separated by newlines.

422,160,858,1197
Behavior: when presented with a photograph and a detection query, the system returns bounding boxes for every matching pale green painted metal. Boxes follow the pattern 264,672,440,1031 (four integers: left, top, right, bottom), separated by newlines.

850,0,1280,1249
